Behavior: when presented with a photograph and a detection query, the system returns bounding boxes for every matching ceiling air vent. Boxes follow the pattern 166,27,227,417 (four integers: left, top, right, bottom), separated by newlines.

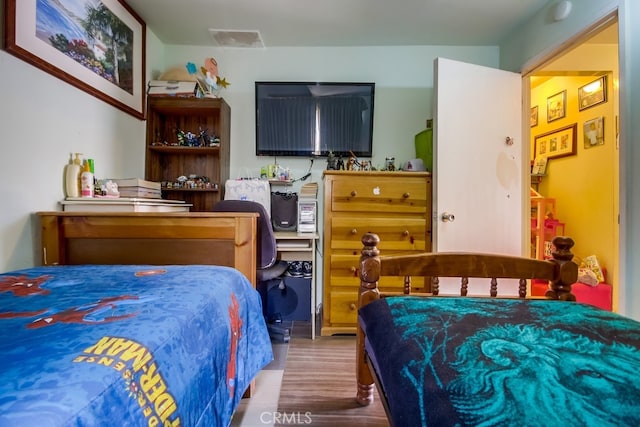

209,29,264,48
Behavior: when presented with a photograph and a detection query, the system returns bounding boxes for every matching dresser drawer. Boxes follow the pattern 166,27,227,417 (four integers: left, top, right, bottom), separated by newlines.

329,290,359,324
328,253,429,290
331,216,427,251
331,176,428,214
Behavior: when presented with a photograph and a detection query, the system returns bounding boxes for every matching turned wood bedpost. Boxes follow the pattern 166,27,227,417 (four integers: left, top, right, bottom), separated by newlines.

356,233,381,406
545,236,578,301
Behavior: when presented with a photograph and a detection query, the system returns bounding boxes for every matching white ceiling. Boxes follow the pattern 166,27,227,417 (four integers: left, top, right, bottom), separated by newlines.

125,0,553,48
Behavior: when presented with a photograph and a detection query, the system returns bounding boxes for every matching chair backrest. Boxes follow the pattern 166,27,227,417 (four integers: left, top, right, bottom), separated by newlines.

212,200,277,270
223,179,271,213
359,233,578,300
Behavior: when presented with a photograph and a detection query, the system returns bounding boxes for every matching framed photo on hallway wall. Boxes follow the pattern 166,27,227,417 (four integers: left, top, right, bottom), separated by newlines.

583,117,605,148
546,90,566,123
3,0,146,119
534,123,577,160
578,76,607,111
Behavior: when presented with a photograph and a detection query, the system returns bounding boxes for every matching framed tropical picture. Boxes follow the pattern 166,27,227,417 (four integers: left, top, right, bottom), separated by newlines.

3,0,146,119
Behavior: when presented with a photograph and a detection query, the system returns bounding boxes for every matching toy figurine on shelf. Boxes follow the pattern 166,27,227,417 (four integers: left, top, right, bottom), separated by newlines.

198,127,220,147
346,156,356,170
343,151,372,171
151,130,166,146
326,151,337,170
176,129,186,146
185,132,199,146
385,157,396,171
347,151,361,171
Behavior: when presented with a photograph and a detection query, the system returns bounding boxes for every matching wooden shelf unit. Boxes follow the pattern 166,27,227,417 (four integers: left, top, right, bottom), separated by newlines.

531,194,565,260
274,231,319,339
145,97,230,211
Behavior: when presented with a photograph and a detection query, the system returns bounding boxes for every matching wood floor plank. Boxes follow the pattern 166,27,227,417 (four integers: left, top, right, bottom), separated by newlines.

278,336,388,426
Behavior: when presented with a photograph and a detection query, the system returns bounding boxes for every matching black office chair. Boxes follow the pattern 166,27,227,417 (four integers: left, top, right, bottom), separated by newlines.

212,199,287,281
213,199,292,341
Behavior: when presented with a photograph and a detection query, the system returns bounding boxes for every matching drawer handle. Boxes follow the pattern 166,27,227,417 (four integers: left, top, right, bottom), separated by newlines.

351,190,357,197
403,192,410,199
349,303,357,311
350,266,357,274
402,230,409,237
351,228,358,235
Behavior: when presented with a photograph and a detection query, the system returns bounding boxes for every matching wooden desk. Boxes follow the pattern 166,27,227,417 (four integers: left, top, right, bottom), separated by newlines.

36,212,258,287
274,231,319,339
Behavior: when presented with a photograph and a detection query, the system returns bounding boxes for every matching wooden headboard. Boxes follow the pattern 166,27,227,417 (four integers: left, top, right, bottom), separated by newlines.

356,232,579,406
36,212,258,286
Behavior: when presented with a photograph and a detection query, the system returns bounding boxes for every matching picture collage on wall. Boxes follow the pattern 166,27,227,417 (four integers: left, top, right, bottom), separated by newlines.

532,74,609,165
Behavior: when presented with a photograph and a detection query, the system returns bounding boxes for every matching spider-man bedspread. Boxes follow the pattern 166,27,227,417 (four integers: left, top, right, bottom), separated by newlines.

0,265,273,427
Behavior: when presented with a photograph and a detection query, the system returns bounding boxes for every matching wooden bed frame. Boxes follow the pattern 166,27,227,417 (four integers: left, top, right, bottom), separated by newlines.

36,211,260,397
356,232,579,409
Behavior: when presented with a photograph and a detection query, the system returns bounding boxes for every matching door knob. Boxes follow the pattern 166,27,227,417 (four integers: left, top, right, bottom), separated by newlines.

441,212,455,222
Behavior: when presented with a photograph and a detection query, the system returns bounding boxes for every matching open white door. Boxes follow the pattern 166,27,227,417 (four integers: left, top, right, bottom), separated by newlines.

433,57,524,256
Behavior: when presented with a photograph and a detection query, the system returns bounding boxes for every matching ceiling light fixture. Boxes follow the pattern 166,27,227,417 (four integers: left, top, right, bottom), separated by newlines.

554,1,572,22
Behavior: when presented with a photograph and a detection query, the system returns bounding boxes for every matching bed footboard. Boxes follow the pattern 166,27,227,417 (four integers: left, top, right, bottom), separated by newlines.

356,232,578,407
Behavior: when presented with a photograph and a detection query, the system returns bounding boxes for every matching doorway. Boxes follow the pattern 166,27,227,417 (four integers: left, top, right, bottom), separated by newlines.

525,17,619,309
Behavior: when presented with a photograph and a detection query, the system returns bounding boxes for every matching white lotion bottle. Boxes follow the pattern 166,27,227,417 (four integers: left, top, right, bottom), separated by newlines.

64,153,82,198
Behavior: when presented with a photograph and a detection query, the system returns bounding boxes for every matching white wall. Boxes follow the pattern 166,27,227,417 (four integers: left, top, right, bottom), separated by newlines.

0,55,145,270
0,28,165,271
162,45,499,188
0,22,498,273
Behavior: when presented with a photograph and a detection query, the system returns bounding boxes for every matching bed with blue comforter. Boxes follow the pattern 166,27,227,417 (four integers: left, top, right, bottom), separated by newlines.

0,264,273,427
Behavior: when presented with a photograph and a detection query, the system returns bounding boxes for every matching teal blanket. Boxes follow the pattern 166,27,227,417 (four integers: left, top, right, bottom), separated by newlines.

359,297,640,427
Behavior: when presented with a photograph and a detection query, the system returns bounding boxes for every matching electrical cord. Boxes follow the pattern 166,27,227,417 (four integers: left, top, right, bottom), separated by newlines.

293,158,314,182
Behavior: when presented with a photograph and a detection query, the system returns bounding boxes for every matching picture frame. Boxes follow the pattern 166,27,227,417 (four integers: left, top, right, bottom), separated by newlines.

578,76,607,111
3,0,146,119
546,90,566,123
530,105,538,128
583,117,605,148
534,123,577,160
531,156,548,176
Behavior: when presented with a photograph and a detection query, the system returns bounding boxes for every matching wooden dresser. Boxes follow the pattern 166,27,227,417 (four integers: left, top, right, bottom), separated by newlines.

321,171,432,336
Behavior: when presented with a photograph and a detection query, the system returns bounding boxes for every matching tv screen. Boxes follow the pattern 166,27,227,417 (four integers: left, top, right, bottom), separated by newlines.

255,82,375,157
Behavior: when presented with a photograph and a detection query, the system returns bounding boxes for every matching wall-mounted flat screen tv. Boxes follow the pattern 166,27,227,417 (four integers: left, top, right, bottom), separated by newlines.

255,81,375,157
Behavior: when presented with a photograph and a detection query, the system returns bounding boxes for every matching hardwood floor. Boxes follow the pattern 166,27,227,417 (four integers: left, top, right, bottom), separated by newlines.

232,322,388,426
277,335,388,426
